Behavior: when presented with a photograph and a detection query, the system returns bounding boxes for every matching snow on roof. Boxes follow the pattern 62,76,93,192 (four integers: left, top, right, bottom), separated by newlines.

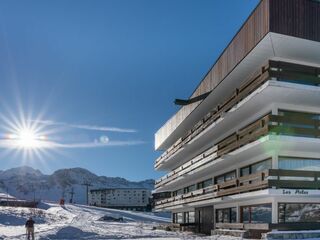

0,192,16,200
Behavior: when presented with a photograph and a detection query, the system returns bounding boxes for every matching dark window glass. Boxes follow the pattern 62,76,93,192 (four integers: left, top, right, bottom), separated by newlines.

176,189,183,196
184,212,189,223
280,79,320,87
215,175,225,184
189,185,196,192
252,159,272,173
197,179,212,189
279,157,320,171
279,203,320,223
276,110,320,138
240,159,272,176
241,204,272,223
225,172,236,181
188,211,195,223
216,208,237,223
173,213,177,223
242,207,250,223
177,212,183,223
216,209,224,223
231,208,237,223
240,167,250,177
197,182,204,189
203,179,213,188
215,171,236,184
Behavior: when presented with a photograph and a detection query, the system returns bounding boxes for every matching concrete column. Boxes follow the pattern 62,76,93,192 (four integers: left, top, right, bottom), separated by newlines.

271,105,278,115
236,203,241,223
272,153,278,169
272,198,278,224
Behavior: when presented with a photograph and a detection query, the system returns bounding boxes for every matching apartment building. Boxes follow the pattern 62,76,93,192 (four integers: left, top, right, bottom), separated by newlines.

89,188,151,211
154,0,320,237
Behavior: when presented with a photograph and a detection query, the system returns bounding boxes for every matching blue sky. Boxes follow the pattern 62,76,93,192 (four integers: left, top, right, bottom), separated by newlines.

0,0,259,181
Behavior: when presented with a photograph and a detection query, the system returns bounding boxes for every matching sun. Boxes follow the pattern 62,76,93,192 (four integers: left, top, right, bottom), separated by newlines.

17,128,38,148
8,128,44,149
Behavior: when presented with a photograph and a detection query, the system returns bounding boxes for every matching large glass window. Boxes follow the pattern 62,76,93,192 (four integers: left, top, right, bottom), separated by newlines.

276,110,320,138
281,79,320,87
177,212,183,223
240,159,272,176
184,184,196,194
215,171,236,184
216,208,237,223
279,157,320,171
197,178,213,189
241,204,272,223
184,211,195,223
173,213,177,223
279,203,320,223
172,188,184,197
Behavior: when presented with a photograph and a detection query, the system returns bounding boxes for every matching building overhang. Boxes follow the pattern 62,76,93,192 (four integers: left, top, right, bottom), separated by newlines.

156,135,320,192
155,32,320,151
157,80,320,171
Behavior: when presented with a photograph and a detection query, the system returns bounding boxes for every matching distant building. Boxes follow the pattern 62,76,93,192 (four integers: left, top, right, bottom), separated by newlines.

0,192,16,202
0,192,37,207
89,188,151,211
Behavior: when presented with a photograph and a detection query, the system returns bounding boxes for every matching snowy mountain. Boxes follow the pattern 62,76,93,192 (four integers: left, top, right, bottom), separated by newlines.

0,166,154,204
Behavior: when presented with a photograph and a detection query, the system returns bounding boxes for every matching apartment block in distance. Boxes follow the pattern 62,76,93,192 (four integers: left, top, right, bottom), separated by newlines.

154,0,320,238
89,188,151,211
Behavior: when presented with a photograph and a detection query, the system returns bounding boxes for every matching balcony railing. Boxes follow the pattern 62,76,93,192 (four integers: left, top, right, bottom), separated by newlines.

154,66,271,169
155,113,320,189
155,169,320,210
155,146,218,188
155,185,217,210
155,61,320,169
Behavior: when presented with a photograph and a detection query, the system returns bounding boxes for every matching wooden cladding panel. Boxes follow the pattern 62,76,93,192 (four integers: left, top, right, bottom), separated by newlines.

270,0,320,42
191,0,270,100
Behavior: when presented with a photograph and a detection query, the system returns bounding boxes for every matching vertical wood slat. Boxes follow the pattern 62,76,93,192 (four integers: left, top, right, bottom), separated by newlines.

269,0,320,42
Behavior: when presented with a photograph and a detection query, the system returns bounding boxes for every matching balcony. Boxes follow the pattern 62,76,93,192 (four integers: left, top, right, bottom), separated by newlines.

155,169,320,211
155,112,320,190
155,68,271,169
155,61,320,170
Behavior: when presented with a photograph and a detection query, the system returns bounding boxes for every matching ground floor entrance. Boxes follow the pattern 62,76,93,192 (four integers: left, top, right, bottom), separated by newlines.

195,206,214,235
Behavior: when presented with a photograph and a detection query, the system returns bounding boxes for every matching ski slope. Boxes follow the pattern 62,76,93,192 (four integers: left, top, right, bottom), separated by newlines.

0,203,239,239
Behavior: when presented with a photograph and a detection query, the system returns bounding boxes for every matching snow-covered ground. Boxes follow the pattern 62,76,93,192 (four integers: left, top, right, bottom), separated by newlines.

0,203,240,240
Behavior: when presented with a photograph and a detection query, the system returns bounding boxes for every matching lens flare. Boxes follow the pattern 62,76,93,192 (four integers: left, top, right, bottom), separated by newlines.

16,128,38,148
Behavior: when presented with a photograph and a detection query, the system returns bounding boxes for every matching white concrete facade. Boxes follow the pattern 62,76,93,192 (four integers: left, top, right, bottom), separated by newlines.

89,188,151,211
154,40,320,234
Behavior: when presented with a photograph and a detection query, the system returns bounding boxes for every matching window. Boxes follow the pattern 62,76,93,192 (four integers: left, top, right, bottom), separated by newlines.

241,204,271,223
216,208,237,223
240,159,272,177
183,211,195,223
173,213,177,223
184,184,196,193
177,212,183,223
279,157,320,171
197,178,213,189
172,188,184,196
215,171,236,184
279,203,320,223
276,110,320,138
188,211,195,223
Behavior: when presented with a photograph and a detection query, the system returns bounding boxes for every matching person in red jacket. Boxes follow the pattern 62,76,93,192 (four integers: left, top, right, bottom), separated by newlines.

25,217,35,240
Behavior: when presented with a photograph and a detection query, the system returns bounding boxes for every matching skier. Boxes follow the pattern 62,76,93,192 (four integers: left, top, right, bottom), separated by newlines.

25,217,35,240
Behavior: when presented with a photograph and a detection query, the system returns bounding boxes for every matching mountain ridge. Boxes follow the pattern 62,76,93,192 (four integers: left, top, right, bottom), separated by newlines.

0,166,154,204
